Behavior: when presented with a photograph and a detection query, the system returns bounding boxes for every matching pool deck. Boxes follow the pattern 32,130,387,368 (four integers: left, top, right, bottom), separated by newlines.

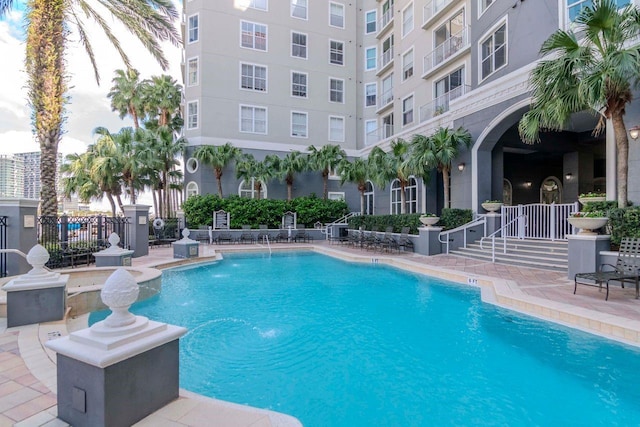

1,241,640,426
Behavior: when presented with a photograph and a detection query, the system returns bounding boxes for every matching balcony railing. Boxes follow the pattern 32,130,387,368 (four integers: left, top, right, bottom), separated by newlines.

378,87,394,110
379,47,394,71
423,0,454,26
419,84,470,122
379,9,394,34
366,124,394,145
422,27,469,75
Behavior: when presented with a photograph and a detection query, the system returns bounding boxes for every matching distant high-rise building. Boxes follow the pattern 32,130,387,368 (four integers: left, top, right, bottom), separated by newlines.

0,154,25,198
13,152,63,201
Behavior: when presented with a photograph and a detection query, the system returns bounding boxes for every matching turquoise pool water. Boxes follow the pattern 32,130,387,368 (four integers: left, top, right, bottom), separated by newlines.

90,252,640,426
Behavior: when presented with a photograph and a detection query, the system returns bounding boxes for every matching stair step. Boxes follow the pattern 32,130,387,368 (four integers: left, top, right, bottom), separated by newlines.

466,243,568,257
450,250,568,271
454,247,567,263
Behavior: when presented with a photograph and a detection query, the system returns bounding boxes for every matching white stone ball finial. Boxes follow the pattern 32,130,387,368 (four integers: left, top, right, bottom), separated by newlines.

26,244,50,276
182,228,190,239
100,268,139,328
108,232,120,248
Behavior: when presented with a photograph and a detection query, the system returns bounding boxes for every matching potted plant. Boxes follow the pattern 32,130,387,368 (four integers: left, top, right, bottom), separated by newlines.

481,200,503,213
578,192,606,205
419,213,440,227
567,210,609,235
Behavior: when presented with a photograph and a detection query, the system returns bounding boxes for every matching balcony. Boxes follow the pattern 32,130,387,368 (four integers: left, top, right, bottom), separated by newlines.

422,0,457,29
376,47,394,76
365,124,394,145
377,9,394,39
377,87,394,113
419,84,470,122
422,27,469,78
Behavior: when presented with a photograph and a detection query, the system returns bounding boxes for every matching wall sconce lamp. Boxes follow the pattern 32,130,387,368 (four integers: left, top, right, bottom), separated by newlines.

457,163,465,171
524,181,532,188
629,126,640,140
565,173,573,180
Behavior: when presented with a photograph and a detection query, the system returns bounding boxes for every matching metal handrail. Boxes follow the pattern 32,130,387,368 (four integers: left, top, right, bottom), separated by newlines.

480,214,527,263
261,235,272,255
325,212,361,241
438,217,487,254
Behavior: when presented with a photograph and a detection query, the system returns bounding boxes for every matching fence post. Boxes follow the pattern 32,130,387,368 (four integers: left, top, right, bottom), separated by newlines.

123,205,151,258
0,199,39,276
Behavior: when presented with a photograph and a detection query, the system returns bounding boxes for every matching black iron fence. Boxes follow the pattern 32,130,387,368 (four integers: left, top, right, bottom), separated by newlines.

0,216,7,278
149,217,182,247
38,215,130,269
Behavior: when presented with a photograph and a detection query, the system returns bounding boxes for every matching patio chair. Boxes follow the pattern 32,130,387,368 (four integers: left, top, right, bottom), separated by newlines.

216,232,234,245
273,230,290,243
396,227,414,252
239,225,256,244
257,224,271,243
574,237,640,300
379,227,399,253
294,225,313,243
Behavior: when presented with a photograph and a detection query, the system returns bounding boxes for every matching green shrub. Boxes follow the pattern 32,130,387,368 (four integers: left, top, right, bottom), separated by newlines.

439,208,473,230
348,214,422,234
582,203,640,246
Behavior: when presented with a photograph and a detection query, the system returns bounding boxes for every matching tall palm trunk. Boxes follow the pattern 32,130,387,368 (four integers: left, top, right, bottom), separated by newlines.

215,168,224,197
611,111,629,208
27,0,66,217
152,191,159,218
286,175,294,201
106,193,117,217
400,180,407,214
322,170,329,200
116,194,124,214
358,183,366,215
442,166,451,208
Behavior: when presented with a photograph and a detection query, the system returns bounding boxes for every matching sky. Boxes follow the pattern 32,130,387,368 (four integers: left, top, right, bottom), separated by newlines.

0,2,182,209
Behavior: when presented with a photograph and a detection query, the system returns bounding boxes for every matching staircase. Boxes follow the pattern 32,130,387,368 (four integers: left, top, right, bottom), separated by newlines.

450,238,568,271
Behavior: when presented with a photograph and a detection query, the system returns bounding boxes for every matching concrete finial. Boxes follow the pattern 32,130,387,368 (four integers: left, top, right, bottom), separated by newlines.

182,228,190,239
108,232,120,248
100,268,139,328
26,244,50,276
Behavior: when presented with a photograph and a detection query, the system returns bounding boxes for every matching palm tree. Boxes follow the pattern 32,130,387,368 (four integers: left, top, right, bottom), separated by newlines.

369,139,415,214
338,158,371,215
427,127,472,209
307,144,346,199
193,143,241,197
141,75,183,127
519,0,640,208
107,69,144,130
0,0,180,217
235,154,273,200
267,151,307,201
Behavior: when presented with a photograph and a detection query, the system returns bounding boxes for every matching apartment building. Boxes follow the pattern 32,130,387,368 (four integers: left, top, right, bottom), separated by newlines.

182,0,640,214
0,154,25,198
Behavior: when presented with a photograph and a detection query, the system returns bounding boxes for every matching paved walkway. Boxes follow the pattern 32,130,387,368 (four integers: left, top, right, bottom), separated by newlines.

1,241,639,426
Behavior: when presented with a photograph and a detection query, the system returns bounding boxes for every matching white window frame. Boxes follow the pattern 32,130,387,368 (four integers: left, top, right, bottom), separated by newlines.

186,181,199,198
186,158,199,174
329,78,345,103
365,120,377,146
328,192,345,201
240,20,268,51
291,0,308,19
329,2,345,28
187,100,199,130
402,94,414,126
365,46,377,71
406,176,418,213
364,181,375,215
365,83,377,108
291,111,308,138
402,2,414,38
329,40,345,66
391,179,402,214
187,14,199,44
244,0,268,11
478,19,507,82
291,71,308,98
479,0,495,17
239,104,268,134
240,62,267,92
390,177,418,214
239,179,267,199
291,31,308,59
187,57,199,87
402,48,414,81
365,10,377,34
328,115,345,142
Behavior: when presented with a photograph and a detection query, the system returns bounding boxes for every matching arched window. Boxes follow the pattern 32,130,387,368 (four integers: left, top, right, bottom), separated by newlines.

391,179,402,214
186,181,199,198
502,179,512,206
540,176,562,204
239,178,267,199
364,181,375,215
406,176,418,213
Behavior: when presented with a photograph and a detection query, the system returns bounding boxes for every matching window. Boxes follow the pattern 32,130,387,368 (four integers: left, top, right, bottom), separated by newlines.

365,47,377,71
241,21,267,51
186,158,199,173
188,14,199,43
291,0,308,19
391,180,402,214
186,182,199,198
434,68,464,114
381,0,394,27
330,2,345,28
365,10,377,33
239,179,267,199
291,111,308,137
187,57,199,86
364,181,374,214
329,78,344,103
566,0,629,23
241,63,267,92
381,34,394,68
328,192,345,200
435,10,464,47
402,3,414,37
382,113,394,138
187,101,198,129
480,23,506,80
380,73,393,107
330,40,344,65
365,83,377,107
292,32,307,58
402,49,414,80
291,72,307,97
390,177,417,214
240,105,267,134
480,0,494,14
365,120,377,146
245,0,267,10
402,95,414,126
329,116,345,142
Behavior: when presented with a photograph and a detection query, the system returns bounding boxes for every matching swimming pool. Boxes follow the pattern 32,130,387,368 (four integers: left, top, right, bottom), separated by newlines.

91,252,640,426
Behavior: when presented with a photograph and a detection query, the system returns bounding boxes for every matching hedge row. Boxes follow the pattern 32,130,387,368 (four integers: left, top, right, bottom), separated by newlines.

583,202,640,246
182,194,350,229
347,208,473,234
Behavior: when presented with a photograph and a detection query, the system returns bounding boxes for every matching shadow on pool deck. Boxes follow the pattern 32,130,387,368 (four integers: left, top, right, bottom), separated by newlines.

1,240,640,425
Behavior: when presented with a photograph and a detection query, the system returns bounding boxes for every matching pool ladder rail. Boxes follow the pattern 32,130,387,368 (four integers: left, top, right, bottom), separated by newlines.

261,234,272,255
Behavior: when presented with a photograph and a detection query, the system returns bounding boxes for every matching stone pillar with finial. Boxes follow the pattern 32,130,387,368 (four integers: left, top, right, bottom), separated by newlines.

2,244,69,327
172,228,199,259
46,268,187,427
93,232,135,267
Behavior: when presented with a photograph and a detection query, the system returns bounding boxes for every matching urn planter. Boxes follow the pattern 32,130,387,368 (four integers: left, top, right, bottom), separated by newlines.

481,202,503,213
567,217,608,235
419,216,440,227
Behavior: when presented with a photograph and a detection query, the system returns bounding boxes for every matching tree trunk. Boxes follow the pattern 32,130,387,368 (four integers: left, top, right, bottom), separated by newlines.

106,193,117,217
116,194,124,214
129,179,136,204
611,112,629,208
286,175,294,201
442,166,451,208
157,188,163,219
152,190,159,217
27,0,66,217
400,180,407,214
360,191,365,215
216,168,224,197
323,170,329,200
